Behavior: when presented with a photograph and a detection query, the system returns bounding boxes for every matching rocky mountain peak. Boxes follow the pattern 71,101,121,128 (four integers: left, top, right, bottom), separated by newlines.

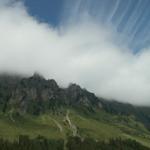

68,83,82,93
0,74,102,114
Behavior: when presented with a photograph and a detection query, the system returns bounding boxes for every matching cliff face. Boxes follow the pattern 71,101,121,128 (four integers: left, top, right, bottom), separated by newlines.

0,73,101,115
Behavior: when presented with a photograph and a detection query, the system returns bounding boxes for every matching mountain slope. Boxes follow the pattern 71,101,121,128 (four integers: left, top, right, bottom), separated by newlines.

0,73,149,129
0,73,150,148
0,109,150,147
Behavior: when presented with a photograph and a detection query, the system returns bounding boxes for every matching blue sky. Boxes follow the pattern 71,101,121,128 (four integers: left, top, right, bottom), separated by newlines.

24,0,63,26
24,0,150,52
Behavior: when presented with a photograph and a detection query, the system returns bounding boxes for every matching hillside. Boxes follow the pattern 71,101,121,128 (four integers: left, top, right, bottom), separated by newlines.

0,73,150,148
0,108,150,148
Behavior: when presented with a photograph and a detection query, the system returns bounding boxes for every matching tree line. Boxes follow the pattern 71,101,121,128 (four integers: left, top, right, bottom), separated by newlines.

0,135,149,150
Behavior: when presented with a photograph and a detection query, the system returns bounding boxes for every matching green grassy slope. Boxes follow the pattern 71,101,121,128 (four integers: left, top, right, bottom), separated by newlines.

0,109,150,148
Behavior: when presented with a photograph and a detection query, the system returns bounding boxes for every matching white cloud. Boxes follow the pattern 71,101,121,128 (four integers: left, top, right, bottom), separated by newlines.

0,0,150,105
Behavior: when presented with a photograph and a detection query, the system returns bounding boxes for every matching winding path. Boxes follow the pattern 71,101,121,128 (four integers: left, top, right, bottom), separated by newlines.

51,118,63,133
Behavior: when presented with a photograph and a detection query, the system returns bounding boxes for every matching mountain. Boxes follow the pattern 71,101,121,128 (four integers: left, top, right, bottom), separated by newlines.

0,73,101,115
0,73,150,148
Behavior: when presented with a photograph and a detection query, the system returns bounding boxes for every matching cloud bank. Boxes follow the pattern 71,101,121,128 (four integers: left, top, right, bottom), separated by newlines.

0,0,150,105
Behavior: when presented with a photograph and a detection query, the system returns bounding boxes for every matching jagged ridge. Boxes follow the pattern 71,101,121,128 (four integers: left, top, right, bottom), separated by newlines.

0,73,150,130
0,73,101,115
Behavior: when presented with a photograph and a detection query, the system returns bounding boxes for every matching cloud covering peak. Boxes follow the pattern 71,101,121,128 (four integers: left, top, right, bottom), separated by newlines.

0,0,150,105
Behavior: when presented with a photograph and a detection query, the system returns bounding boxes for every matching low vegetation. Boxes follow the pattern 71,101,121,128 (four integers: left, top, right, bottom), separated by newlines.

0,135,149,150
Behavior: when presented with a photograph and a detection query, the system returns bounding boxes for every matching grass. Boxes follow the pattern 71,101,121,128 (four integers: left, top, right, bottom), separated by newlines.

0,109,150,148
0,113,63,140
